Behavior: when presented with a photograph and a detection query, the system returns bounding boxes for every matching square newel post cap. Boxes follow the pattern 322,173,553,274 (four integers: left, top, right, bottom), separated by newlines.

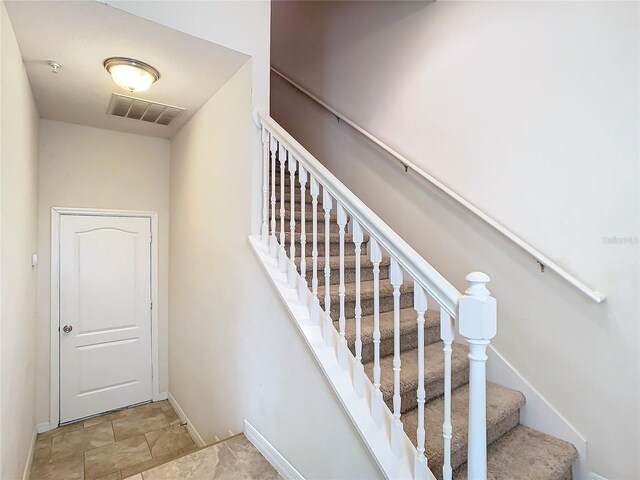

458,272,497,340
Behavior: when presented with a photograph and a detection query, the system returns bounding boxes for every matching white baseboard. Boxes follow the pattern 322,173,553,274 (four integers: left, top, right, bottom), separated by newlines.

244,420,304,480
167,392,206,447
36,422,52,434
589,472,607,480
22,427,37,480
486,346,588,480
589,473,608,480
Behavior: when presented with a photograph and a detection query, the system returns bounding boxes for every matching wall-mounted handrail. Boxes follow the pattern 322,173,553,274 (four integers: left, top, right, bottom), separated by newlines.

271,66,606,304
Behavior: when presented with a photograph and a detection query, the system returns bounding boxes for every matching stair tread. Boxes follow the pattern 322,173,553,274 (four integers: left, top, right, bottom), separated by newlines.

453,425,578,480
283,231,369,243
368,341,469,405
283,209,334,220
342,307,438,346
298,254,390,269
402,382,526,473
318,278,414,302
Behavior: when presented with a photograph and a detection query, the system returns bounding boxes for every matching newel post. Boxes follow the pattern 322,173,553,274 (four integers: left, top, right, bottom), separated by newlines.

458,272,496,480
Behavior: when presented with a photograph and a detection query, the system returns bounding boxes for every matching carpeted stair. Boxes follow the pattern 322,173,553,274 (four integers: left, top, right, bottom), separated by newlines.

273,164,578,479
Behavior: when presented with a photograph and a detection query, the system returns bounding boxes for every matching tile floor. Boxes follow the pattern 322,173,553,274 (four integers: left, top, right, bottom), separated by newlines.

131,434,282,480
30,400,198,480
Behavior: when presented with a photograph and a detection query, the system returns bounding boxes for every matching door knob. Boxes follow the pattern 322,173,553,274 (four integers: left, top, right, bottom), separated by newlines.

63,324,73,333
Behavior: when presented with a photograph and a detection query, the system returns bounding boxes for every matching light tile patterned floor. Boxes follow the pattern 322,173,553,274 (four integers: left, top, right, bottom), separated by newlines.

30,400,197,480
135,434,282,480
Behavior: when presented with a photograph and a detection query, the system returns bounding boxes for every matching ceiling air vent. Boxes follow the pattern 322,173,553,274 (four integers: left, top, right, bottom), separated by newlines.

107,93,185,126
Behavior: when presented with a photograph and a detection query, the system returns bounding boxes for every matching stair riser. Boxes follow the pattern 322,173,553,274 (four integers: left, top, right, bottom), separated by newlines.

275,219,335,234
441,411,521,480
321,290,413,318
299,263,390,285
281,194,315,204
383,365,469,415
285,237,368,256
351,322,441,364
275,201,339,218
274,178,294,188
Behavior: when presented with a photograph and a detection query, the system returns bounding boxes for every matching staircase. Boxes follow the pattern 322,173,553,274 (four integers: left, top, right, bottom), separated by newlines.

256,114,578,480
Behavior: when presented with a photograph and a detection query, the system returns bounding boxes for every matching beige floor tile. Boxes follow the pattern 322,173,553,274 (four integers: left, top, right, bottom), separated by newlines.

214,435,278,480
51,422,115,460
162,408,180,425
155,400,171,411
34,436,52,451
29,451,84,480
145,425,195,458
95,472,121,480
121,402,164,418
139,447,219,479
180,444,199,455
118,452,177,478
84,435,152,480
29,402,198,480
86,400,168,425
85,410,127,428
37,422,84,442
32,445,52,465
141,435,277,480
112,411,168,441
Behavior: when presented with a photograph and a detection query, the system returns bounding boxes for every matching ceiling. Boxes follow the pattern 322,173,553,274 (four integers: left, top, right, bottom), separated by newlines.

5,1,249,139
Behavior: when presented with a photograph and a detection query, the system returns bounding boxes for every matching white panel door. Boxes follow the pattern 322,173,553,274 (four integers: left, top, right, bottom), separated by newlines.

59,215,152,423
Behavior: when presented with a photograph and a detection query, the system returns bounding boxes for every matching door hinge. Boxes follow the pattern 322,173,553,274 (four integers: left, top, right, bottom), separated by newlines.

150,301,153,310
150,233,152,243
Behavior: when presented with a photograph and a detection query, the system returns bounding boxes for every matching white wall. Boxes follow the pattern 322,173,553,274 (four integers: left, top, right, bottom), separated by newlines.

271,2,639,479
36,120,171,425
169,62,380,479
0,1,40,477
108,0,271,237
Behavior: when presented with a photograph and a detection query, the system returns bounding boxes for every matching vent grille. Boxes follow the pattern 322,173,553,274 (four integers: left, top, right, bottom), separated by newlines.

107,93,185,126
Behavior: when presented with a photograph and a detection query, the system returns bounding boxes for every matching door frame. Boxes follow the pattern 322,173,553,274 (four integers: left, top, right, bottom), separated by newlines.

50,207,160,428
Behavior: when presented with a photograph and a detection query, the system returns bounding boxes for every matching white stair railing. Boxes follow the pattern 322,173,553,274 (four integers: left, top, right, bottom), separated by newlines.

260,114,497,480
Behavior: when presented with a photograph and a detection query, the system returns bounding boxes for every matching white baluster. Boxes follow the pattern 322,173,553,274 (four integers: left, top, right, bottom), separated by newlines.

269,135,277,257
459,272,497,480
261,127,269,243
414,284,428,480
310,176,320,325
278,145,287,271
369,238,384,427
298,165,308,304
288,155,297,287
352,220,364,396
322,188,333,346
390,258,404,457
337,203,348,370
441,307,455,480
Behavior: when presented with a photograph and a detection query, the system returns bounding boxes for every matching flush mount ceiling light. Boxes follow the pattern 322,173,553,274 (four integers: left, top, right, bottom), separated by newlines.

103,57,160,93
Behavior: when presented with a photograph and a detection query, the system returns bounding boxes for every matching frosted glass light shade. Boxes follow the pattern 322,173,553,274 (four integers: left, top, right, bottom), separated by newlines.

104,58,160,93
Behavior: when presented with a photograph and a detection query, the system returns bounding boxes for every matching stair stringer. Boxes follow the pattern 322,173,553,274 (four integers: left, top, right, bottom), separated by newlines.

249,235,430,480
